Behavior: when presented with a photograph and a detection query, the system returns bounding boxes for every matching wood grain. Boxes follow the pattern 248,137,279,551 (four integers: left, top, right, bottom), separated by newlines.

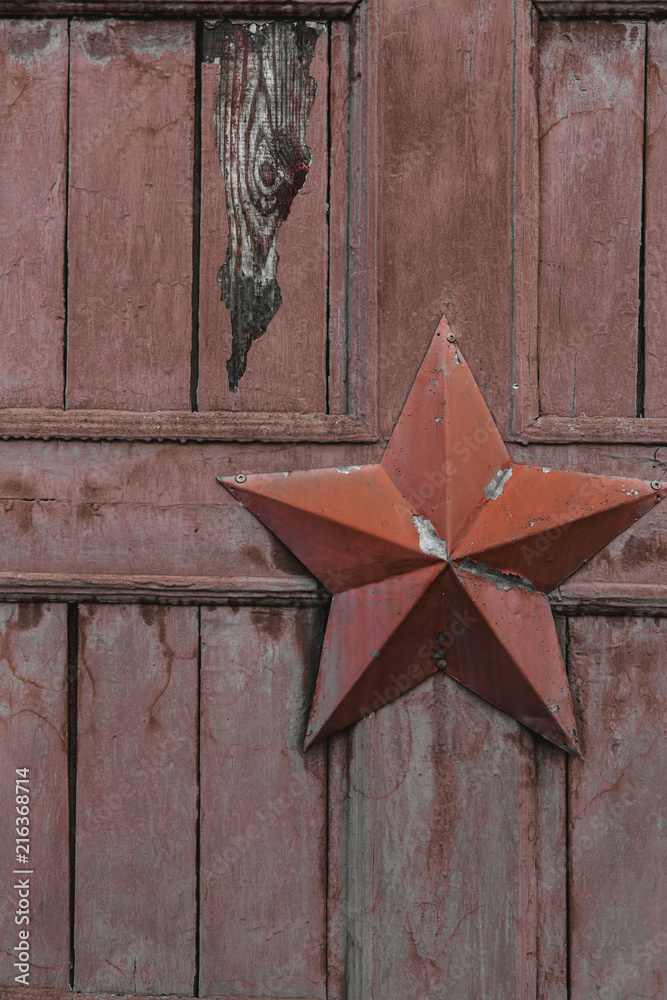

511,414,667,444
199,606,327,997
0,0,355,13
377,0,514,441
0,408,375,442
66,20,194,411
345,673,540,998
567,617,667,999
644,21,667,417
0,604,68,988
538,20,645,418
0,20,67,408
0,438,380,588
326,21,350,417
74,604,198,993
199,23,328,409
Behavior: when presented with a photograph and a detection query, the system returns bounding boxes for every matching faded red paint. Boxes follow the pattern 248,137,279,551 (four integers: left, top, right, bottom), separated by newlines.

221,318,666,755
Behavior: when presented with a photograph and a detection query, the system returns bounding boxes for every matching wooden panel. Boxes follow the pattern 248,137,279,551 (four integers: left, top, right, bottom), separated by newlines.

67,20,194,411
568,618,667,999
345,673,543,998
0,992,323,1000
327,21,350,417
538,21,645,418
377,0,514,440
199,606,327,997
198,25,328,412
74,604,197,993
0,20,67,408
0,0,356,14
645,22,667,417
0,604,69,988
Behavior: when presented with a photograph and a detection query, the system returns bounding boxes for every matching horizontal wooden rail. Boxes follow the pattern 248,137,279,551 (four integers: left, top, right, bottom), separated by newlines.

0,573,325,606
535,0,667,18
0,991,322,1000
510,415,667,445
0,409,376,443
0,573,664,615
0,0,357,16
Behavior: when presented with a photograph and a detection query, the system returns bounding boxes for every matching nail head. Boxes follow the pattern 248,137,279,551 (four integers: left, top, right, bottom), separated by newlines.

235,474,247,484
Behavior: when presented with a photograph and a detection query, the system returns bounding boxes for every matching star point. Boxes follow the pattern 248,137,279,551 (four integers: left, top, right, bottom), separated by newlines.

220,318,666,757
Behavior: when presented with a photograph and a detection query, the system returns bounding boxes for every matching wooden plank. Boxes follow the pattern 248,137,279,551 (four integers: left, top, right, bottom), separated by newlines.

0,604,69,988
535,619,568,1000
66,20,194,411
568,617,667,999
510,0,540,437
377,0,514,441
0,409,375,442
0,20,67,409
198,25,329,412
537,0,667,15
0,0,356,14
199,606,327,998
0,992,323,1000
345,673,539,998
511,414,667,444
538,21,645,418
74,604,197,993
326,732,348,1000
0,439,379,588
326,20,350,417
644,22,667,417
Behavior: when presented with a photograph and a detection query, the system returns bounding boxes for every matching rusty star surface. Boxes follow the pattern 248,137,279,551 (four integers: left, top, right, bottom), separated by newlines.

220,319,667,756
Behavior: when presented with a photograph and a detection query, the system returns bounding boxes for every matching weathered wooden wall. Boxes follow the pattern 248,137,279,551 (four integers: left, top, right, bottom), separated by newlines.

0,3,666,999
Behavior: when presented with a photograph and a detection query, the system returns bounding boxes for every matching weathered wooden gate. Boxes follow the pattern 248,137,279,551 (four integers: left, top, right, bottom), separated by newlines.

0,0,665,998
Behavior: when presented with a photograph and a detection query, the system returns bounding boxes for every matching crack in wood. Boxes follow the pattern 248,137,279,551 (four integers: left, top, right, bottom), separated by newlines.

204,20,324,390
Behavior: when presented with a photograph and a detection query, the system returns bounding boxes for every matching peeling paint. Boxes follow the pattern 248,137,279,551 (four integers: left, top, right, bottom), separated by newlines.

457,557,534,592
412,515,448,561
335,466,364,474
484,466,513,501
205,21,324,391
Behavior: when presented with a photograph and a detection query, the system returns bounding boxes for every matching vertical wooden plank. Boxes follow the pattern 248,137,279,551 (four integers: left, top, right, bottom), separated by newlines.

0,604,69,988
327,20,350,417
377,0,513,440
0,21,67,408
568,617,667,1000
644,22,667,417
67,20,194,411
346,674,538,999
511,0,541,434
538,21,645,418
198,26,329,413
535,745,567,1000
75,605,197,994
199,606,327,998
326,731,348,1000
534,615,568,1000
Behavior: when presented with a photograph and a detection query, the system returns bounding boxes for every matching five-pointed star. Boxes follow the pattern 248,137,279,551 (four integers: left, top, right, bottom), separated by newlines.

220,319,666,756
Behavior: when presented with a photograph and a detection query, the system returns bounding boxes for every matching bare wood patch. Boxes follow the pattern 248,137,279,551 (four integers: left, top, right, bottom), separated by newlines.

204,21,324,390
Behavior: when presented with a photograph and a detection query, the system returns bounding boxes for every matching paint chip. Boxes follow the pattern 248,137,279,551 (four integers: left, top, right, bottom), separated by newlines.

412,515,448,561
484,466,513,500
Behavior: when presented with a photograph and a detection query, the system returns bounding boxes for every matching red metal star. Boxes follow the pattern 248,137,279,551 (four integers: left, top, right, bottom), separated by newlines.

220,319,667,756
